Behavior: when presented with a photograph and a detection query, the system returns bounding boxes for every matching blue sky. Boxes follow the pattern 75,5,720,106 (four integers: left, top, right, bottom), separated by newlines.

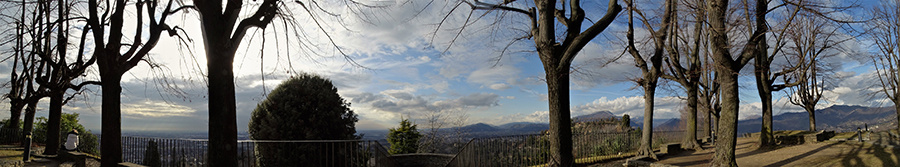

0,0,886,133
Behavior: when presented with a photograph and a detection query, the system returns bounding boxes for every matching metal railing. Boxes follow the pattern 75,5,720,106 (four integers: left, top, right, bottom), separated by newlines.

236,140,397,167
121,136,209,166
446,130,691,167
119,136,397,167
0,128,23,144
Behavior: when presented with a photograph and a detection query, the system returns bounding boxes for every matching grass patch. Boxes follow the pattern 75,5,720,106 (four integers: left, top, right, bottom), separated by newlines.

746,130,817,138
832,132,858,140
0,149,22,161
773,130,816,136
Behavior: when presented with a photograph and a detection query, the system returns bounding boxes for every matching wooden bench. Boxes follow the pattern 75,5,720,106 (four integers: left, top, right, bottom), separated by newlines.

661,143,682,154
59,150,87,167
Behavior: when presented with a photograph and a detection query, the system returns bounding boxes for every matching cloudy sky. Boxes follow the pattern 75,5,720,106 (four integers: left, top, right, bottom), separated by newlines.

0,0,885,133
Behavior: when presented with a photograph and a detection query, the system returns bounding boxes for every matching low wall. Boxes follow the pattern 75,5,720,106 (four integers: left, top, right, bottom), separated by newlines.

776,131,835,145
389,153,454,167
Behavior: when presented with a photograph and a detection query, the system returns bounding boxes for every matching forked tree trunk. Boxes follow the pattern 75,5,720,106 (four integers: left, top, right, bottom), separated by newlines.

544,62,573,166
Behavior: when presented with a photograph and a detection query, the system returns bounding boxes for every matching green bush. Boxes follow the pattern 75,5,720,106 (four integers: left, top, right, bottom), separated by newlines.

248,73,360,167
387,118,422,154
592,135,632,156
33,113,99,155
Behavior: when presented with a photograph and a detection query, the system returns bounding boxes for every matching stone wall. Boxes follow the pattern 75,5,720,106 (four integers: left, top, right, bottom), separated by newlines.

389,153,454,167
776,131,835,145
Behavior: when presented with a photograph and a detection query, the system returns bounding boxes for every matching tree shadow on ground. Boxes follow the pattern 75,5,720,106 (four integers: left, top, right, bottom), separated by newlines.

660,143,716,166
765,142,840,166
872,142,898,167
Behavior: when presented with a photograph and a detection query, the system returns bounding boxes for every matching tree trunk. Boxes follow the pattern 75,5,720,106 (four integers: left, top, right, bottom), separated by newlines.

710,111,716,144
699,93,712,143
711,67,739,167
756,82,775,147
45,92,63,155
22,101,39,147
807,108,816,131
207,44,238,167
895,104,900,132
637,83,657,159
7,103,24,131
682,84,701,150
100,74,123,167
708,0,740,165
545,65,573,167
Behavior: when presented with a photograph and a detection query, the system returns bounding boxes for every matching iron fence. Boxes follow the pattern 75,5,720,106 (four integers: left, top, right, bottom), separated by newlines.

446,130,693,167
121,136,209,166
0,128,23,144
119,137,397,167
236,140,397,167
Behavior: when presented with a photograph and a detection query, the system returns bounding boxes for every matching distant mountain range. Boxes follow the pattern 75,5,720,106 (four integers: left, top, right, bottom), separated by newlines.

737,105,897,134
359,105,899,140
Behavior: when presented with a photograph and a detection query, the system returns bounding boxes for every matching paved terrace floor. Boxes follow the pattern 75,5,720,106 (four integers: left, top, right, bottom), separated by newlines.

653,133,900,167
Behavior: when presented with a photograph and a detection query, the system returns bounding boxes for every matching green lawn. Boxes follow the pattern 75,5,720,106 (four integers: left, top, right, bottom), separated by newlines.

0,149,22,161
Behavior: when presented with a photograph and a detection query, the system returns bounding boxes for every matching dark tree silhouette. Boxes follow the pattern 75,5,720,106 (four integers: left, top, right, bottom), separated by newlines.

82,0,187,165
33,0,100,155
192,1,278,165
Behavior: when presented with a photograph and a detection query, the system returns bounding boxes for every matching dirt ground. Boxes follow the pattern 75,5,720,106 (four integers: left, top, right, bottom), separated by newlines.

654,136,900,167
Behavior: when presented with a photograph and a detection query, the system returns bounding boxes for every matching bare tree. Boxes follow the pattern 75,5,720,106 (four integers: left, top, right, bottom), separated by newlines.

191,1,278,164
784,14,847,132
869,0,900,132
625,0,675,159
755,0,858,147
190,0,386,165
707,0,766,165
419,108,449,153
417,107,469,153
36,0,100,155
434,0,623,165
83,0,187,165
752,2,803,148
3,0,49,134
661,0,705,150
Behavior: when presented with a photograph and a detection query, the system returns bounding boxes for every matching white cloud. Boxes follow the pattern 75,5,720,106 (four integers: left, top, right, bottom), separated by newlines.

121,100,196,118
348,92,503,126
571,96,685,120
489,83,512,90
467,65,521,89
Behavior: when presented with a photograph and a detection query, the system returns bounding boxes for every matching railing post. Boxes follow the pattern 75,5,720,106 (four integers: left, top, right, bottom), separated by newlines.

23,132,32,162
